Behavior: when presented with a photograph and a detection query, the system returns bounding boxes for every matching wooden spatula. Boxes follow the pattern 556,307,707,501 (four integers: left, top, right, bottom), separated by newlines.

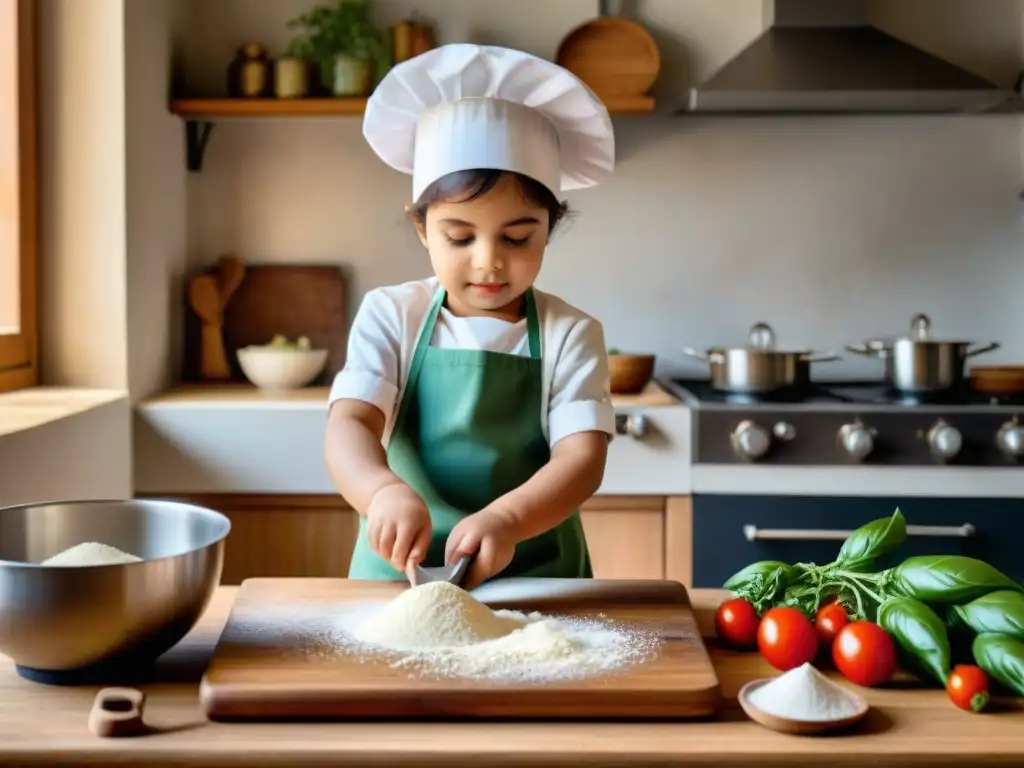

188,274,231,380
406,555,474,588
216,254,245,306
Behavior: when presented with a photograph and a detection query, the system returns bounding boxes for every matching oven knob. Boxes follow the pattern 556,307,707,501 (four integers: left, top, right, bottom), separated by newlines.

996,421,1024,458
772,421,796,441
927,420,962,460
838,422,875,462
731,420,771,460
615,413,648,439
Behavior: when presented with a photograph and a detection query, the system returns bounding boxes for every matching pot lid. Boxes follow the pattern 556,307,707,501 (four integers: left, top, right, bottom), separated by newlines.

710,322,816,354
864,313,976,347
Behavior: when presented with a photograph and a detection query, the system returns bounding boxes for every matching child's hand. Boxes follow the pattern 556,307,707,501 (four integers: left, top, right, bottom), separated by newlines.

445,507,518,589
366,483,432,571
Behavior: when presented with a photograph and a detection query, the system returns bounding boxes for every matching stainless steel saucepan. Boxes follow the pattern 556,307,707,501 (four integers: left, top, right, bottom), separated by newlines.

846,313,999,394
682,322,840,394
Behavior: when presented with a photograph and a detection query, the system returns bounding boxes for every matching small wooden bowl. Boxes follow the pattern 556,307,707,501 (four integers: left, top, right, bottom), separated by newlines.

608,353,655,394
970,365,1024,396
738,678,869,735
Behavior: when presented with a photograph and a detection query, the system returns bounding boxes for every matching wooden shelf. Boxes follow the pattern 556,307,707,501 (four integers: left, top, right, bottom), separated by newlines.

169,98,369,118
168,94,655,172
168,94,655,119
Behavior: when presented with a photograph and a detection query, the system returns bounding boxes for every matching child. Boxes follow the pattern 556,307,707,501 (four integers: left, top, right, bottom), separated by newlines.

326,43,616,589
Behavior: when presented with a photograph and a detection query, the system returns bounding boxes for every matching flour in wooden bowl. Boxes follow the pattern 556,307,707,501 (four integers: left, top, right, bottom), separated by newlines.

345,581,662,683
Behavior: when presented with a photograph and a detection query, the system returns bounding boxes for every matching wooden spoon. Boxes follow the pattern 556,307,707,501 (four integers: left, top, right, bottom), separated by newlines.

216,254,245,307
88,687,147,738
188,274,231,380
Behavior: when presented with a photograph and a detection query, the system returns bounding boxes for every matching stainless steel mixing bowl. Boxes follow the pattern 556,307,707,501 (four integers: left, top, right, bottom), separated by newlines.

0,498,230,679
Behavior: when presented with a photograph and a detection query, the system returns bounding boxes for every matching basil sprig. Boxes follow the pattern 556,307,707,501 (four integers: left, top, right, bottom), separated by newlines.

951,590,1024,640
835,507,907,570
893,556,1022,604
973,633,1024,697
722,507,1024,692
877,596,950,684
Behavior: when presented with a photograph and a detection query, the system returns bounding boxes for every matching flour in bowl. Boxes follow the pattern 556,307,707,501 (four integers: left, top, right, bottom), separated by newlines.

747,663,863,721
346,581,661,683
41,542,142,566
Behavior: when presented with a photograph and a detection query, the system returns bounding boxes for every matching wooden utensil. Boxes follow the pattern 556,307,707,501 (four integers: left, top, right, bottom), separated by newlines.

88,687,147,738
971,365,1024,396
407,555,473,588
738,678,869,735
199,578,721,720
188,274,231,380
216,254,246,307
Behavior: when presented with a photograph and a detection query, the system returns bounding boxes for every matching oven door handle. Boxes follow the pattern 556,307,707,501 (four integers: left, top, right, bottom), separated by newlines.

742,523,976,542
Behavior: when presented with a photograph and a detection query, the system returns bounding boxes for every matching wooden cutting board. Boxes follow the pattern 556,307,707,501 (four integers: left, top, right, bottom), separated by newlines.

199,578,721,721
184,265,347,384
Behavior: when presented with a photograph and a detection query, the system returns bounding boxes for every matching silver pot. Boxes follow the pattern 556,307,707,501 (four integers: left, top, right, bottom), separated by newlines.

683,322,840,394
846,313,999,394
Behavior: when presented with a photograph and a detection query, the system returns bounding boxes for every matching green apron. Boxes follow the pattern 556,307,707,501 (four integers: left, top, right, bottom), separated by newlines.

348,287,592,582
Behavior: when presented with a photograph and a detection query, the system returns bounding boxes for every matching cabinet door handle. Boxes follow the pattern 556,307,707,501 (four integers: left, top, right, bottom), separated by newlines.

742,523,976,542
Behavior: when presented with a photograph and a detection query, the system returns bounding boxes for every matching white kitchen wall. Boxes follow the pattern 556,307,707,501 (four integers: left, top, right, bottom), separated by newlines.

178,0,1024,381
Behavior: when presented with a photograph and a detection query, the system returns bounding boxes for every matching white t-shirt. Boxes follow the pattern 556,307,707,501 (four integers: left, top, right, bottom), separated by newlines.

329,277,615,448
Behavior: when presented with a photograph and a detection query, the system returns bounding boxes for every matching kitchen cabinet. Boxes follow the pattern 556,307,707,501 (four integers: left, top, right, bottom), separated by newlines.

161,494,693,586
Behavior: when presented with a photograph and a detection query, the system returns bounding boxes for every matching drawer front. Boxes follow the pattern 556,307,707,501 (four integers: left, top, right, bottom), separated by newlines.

692,494,1024,589
599,407,691,494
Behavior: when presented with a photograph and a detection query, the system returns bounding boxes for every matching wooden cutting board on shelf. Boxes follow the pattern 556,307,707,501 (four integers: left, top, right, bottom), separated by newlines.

199,578,721,720
184,265,348,384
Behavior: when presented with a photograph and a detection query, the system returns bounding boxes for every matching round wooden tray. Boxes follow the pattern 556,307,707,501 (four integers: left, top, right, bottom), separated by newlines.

555,17,660,99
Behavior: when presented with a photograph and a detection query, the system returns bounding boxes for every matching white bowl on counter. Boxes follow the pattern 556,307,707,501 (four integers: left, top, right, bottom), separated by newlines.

237,345,328,391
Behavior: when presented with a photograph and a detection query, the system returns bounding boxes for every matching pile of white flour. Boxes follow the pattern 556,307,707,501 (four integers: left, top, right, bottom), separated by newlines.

40,542,142,566
344,581,660,683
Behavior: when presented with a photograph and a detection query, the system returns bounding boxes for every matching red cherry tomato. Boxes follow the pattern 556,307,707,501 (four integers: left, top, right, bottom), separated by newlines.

757,606,818,671
947,665,989,713
815,602,849,646
832,621,897,687
714,597,760,648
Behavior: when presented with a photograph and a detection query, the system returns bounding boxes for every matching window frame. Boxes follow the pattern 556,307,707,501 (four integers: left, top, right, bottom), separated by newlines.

0,0,37,394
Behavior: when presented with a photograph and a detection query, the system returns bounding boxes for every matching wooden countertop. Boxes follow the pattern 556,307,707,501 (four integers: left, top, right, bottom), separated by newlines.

1,587,1021,767
139,381,680,409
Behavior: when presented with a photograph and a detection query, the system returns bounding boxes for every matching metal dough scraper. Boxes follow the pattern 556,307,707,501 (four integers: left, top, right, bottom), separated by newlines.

406,555,473,588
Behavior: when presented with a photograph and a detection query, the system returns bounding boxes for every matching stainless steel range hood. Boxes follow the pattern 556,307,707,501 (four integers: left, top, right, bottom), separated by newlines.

686,0,1016,114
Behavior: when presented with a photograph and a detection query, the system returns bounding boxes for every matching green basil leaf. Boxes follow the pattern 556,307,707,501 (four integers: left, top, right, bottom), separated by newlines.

893,555,1022,604
723,561,796,592
972,633,1024,697
952,590,1024,640
877,596,950,684
835,508,906,567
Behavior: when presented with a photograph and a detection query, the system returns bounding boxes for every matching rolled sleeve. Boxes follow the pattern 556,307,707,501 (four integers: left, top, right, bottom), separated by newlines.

327,290,402,427
547,316,615,447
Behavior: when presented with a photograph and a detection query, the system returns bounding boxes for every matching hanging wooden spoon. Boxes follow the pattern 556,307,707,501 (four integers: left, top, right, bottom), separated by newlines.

216,254,245,307
188,274,231,380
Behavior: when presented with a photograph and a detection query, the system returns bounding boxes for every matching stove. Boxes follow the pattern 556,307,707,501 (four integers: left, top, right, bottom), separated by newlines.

662,378,1024,467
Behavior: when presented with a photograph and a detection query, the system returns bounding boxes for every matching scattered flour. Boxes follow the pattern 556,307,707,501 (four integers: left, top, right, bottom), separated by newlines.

747,662,863,721
40,542,143,567
344,581,660,683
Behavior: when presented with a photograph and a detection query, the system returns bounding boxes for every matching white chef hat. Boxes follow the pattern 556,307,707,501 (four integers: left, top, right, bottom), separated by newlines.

363,43,615,202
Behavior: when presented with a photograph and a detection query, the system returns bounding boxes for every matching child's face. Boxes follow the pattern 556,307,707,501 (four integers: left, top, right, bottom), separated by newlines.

413,174,549,319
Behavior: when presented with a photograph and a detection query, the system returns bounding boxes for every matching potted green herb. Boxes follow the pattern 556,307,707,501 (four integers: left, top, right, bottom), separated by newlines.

285,0,391,97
